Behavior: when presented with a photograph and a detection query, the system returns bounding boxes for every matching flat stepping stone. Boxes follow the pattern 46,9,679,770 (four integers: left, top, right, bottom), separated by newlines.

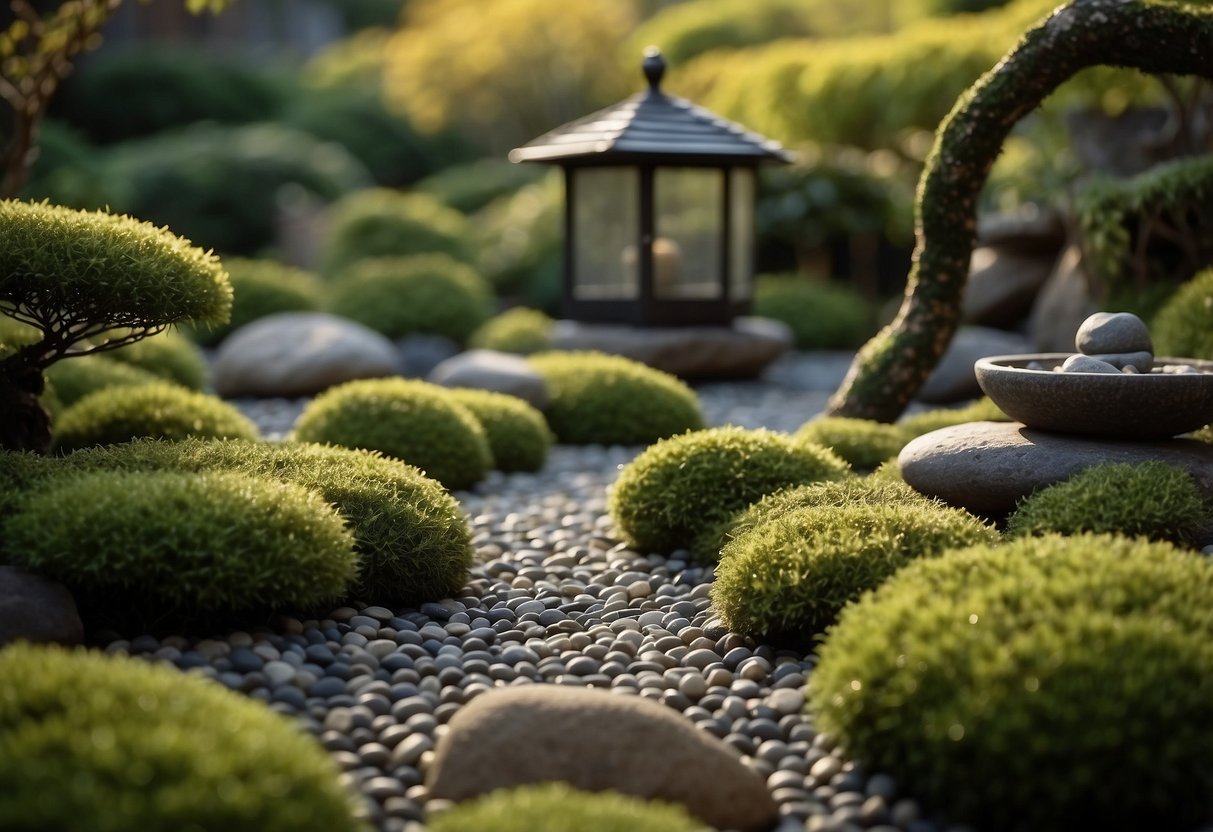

899,420,1213,516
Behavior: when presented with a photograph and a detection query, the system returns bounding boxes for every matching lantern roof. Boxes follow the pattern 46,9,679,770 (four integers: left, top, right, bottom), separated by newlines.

509,47,794,167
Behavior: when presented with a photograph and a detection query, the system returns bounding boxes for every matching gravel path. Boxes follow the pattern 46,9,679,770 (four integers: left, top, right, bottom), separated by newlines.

102,352,968,832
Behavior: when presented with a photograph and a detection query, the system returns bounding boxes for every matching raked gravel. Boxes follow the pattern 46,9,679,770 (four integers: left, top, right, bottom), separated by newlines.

101,353,971,832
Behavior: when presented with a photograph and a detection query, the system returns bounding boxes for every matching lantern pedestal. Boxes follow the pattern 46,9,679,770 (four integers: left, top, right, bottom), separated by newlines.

549,317,791,380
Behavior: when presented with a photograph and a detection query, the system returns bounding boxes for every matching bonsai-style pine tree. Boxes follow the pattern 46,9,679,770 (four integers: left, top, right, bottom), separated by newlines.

0,200,232,453
826,0,1213,423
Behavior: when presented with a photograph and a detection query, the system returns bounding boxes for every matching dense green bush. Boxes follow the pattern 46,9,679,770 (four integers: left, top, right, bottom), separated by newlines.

809,533,1213,831
898,396,1009,438
19,119,119,209
712,500,997,639
427,782,704,832
444,388,553,473
468,307,554,355
51,46,289,145
608,425,852,558
793,416,909,470
103,123,371,256
752,276,875,350
36,439,473,604
528,351,704,446
416,158,546,214
475,173,563,311
2,470,357,627
188,258,324,346
53,383,259,452
102,329,208,389
44,356,163,409
326,255,494,344
0,643,367,832
321,189,476,276
1153,267,1213,360
293,378,491,490
1006,461,1205,545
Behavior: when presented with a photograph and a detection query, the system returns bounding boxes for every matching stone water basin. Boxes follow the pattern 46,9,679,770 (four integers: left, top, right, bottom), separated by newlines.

974,353,1213,439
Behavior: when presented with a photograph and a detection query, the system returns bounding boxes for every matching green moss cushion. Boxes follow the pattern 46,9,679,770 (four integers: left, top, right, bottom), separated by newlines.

792,416,910,470
897,396,1009,438
44,355,163,409
711,500,997,639
528,351,704,446
293,377,491,490
467,307,554,354
102,329,209,390
809,533,1213,832
444,388,553,472
427,783,706,832
2,469,358,627
608,426,852,559
1006,460,1205,545
0,643,368,832
25,439,473,604
52,382,260,452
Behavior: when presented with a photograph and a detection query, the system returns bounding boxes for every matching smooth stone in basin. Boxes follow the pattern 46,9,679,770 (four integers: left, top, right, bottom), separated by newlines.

1075,311,1152,355
975,353,1213,439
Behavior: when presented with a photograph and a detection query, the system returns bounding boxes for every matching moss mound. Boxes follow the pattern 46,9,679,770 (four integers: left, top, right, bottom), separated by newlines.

191,258,324,346
608,426,852,559
712,500,997,640
0,643,367,832
293,378,491,490
467,307,554,354
810,533,1213,832
101,329,209,389
321,188,475,276
37,439,473,604
898,396,1009,438
44,355,164,408
1152,266,1213,359
528,351,704,446
793,416,909,470
326,254,494,344
2,469,357,627
427,783,705,832
1006,461,1205,545
444,388,553,472
52,382,259,452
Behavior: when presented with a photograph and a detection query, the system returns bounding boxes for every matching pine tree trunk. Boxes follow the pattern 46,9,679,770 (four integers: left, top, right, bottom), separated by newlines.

826,0,1213,422
0,358,52,454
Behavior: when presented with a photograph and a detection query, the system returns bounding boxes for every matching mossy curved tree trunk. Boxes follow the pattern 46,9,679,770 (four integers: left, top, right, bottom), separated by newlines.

826,0,1213,423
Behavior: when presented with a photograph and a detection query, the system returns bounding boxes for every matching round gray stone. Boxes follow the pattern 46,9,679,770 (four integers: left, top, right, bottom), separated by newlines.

1075,311,1152,355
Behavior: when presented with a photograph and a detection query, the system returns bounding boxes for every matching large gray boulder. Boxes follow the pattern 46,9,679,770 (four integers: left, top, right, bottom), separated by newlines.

427,349,549,409
917,326,1034,404
212,312,404,398
962,245,1058,329
425,686,778,832
1028,243,1099,353
0,567,83,646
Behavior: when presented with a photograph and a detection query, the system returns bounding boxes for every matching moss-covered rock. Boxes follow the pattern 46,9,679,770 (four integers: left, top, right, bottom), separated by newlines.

2,469,357,627
326,254,494,344
0,642,368,832
528,351,704,446
52,383,259,452
608,426,852,559
24,439,473,604
427,783,706,832
190,258,325,346
444,388,553,473
293,378,491,490
44,355,164,409
1006,460,1205,545
1152,266,1213,360
468,307,554,355
793,416,909,470
711,500,997,640
809,533,1213,831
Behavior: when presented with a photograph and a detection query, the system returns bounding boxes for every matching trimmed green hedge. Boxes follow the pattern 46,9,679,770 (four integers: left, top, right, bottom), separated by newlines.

753,276,876,350
1153,266,1213,360
444,388,553,472
321,189,476,276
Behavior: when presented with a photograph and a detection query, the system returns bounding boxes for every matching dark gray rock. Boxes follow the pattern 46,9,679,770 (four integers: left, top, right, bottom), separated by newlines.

397,334,461,378
962,245,1057,329
0,567,83,646
1028,243,1098,353
899,420,1213,517
1060,354,1120,374
1075,311,1153,355
427,349,549,409
1081,351,1153,373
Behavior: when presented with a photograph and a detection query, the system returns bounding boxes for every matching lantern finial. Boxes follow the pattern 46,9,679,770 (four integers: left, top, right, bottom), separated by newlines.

642,46,665,93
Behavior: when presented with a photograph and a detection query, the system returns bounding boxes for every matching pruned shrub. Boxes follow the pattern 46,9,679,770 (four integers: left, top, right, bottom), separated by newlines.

44,355,163,409
102,329,208,390
793,416,909,470
809,533,1213,831
1152,266,1213,360
608,425,852,559
711,500,997,639
0,642,367,832
475,173,563,312
528,351,704,446
326,254,493,344
415,158,545,214
444,388,553,473
468,307,554,355
1006,461,1205,545
898,396,1009,438
36,439,473,604
752,275,875,351
321,189,476,276
293,378,491,490
189,258,324,346
427,782,704,832
2,469,357,627
53,383,259,452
